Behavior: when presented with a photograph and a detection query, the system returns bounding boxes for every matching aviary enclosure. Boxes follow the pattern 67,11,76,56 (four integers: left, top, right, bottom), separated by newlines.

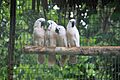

0,0,120,80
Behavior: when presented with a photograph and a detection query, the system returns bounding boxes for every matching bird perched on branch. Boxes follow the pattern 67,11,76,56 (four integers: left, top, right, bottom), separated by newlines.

55,25,68,66
66,19,80,64
46,20,58,67
33,18,45,64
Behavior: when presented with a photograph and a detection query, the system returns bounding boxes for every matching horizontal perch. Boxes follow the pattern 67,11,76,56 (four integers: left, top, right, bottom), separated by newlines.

23,46,120,55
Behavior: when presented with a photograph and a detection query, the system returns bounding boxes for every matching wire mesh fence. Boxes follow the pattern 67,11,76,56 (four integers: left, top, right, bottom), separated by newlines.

0,0,120,80
10,0,120,79
13,54,120,80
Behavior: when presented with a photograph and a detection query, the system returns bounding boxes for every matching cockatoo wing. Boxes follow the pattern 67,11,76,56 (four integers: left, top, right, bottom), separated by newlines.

74,28,80,47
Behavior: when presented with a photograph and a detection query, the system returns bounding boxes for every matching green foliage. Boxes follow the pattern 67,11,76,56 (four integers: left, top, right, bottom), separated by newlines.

0,0,120,79
0,0,10,79
13,56,112,80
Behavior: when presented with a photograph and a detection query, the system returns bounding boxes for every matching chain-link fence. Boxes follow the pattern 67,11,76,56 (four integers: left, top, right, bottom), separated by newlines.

0,0,120,80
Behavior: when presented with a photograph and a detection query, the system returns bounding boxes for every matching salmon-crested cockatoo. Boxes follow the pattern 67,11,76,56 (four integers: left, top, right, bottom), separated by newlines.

55,25,68,66
66,19,80,64
46,20,58,67
33,18,45,64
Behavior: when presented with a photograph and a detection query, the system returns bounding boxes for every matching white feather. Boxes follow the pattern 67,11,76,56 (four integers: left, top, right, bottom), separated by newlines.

46,20,58,47
67,19,80,47
56,25,67,47
33,18,45,46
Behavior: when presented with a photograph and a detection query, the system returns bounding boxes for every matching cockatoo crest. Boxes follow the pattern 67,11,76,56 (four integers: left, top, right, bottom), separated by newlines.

34,18,45,28
47,20,58,32
67,19,76,28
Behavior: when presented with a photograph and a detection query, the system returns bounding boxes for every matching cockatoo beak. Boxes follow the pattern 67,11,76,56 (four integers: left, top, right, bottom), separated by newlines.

55,28,59,34
72,21,74,27
41,21,45,27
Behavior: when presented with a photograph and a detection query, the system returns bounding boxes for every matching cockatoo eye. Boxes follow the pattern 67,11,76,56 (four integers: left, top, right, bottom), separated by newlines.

59,28,60,30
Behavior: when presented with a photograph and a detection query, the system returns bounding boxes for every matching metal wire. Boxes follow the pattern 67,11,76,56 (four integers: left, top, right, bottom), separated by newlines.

12,55,120,80
7,0,120,80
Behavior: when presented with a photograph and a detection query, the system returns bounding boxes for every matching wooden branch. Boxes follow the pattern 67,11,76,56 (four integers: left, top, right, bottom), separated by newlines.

23,46,120,55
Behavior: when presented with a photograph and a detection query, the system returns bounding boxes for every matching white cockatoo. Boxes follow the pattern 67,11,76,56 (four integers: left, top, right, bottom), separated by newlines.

33,18,45,64
55,25,68,66
66,19,80,64
45,20,58,67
